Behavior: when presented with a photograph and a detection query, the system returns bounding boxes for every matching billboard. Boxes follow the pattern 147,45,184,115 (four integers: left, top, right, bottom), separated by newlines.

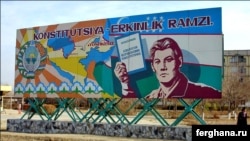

14,7,222,99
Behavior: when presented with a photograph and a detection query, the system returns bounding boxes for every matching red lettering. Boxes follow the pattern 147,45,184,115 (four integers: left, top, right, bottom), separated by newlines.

186,18,197,26
168,19,176,28
111,25,119,33
177,18,186,27
153,21,163,29
118,24,126,32
198,16,208,26
125,24,133,32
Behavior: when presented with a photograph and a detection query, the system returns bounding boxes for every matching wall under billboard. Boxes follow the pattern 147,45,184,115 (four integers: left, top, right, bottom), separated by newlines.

14,7,223,99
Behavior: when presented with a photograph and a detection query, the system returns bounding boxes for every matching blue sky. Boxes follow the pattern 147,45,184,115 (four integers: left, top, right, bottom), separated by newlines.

1,1,250,89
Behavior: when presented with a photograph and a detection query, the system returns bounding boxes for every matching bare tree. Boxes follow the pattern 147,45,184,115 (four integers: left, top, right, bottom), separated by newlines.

222,74,250,112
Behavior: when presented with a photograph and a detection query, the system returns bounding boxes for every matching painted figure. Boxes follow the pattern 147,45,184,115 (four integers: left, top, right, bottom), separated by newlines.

114,37,221,98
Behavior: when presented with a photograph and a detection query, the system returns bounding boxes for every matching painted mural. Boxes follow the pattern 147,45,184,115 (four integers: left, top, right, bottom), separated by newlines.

14,7,223,99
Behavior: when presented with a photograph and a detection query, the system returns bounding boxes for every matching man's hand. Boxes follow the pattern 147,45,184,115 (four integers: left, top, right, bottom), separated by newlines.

114,62,134,96
114,62,129,83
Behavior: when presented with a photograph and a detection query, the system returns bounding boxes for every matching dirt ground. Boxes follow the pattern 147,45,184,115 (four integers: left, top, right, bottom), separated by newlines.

1,109,249,141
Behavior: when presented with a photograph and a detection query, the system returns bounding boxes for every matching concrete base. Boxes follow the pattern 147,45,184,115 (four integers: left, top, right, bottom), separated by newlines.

7,119,191,141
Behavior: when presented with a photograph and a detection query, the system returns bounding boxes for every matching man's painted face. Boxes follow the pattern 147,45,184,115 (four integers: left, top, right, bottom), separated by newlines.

152,48,178,83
